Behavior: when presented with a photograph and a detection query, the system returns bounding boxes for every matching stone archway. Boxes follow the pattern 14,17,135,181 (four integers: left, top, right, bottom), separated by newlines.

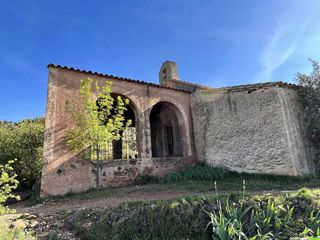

150,101,185,158
95,94,139,160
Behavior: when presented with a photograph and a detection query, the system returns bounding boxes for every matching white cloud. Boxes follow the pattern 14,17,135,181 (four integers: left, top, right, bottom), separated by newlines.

255,1,320,82
256,26,297,82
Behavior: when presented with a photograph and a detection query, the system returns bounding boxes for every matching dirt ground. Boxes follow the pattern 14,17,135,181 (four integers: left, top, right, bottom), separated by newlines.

4,184,296,239
7,186,212,239
13,183,293,215
14,188,205,214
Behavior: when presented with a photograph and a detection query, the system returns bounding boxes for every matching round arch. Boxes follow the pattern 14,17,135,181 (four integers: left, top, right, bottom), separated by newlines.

149,101,187,158
110,92,139,123
96,93,140,160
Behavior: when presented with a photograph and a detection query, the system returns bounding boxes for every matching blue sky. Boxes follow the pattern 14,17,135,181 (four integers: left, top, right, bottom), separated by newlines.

1,0,320,122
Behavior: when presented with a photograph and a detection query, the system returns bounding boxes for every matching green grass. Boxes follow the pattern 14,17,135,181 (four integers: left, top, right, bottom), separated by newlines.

0,215,36,240
160,163,315,184
29,164,320,205
159,164,230,183
164,175,320,192
4,164,320,239
68,188,320,240
159,163,320,192
74,196,213,240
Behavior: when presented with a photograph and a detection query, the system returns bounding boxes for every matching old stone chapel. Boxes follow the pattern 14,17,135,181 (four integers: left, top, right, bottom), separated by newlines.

41,61,315,196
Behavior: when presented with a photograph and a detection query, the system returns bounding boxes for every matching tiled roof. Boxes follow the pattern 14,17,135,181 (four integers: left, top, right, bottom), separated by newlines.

169,78,207,89
47,64,192,93
220,81,299,93
48,64,299,94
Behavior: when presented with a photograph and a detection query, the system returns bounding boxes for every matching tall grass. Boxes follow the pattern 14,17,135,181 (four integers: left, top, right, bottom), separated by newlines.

83,198,211,240
160,163,316,187
71,188,320,240
160,164,230,183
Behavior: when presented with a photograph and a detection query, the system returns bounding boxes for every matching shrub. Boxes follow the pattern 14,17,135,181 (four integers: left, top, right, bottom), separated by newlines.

0,118,44,189
296,59,320,168
0,160,20,215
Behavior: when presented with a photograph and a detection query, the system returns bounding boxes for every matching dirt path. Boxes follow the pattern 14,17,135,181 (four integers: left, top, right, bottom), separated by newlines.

13,188,207,214
13,184,295,215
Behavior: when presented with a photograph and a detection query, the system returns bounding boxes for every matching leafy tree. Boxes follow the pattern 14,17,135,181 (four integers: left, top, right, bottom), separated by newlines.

65,78,131,188
0,123,15,165
13,119,44,188
0,160,20,215
0,118,44,188
296,59,320,168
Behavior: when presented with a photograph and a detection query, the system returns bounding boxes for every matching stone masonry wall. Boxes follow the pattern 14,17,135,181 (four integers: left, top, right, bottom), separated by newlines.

191,87,315,176
91,157,193,188
41,66,196,196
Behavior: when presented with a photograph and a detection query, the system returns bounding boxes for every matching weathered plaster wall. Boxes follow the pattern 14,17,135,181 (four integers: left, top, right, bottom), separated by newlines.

41,63,316,196
41,66,196,196
191,87,315,176
92,157,193,188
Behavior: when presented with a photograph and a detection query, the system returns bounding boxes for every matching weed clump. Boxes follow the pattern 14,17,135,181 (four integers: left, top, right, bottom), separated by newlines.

160,164,229,183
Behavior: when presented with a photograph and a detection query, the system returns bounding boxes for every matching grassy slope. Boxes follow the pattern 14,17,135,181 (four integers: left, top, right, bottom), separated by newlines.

67,188,320,240
11,164,320,239
36,165,320,239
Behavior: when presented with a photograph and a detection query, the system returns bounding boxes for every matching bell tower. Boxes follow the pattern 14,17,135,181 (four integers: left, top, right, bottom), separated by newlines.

159,61,179,85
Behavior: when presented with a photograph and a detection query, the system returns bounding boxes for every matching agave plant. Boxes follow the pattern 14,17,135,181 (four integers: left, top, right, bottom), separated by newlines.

250,199,295,239
205,209,243,240
204,197,299,240
204,199,254,240
301,210,320,237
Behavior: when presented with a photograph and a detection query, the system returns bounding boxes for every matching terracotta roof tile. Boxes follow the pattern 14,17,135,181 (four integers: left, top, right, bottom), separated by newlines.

169,78,207,89
48,64,192,93
221,81,299,92
48,64,299,94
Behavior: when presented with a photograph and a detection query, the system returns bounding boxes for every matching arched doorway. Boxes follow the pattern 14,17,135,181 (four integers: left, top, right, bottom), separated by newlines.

95,94,138,160
112,100,137,160
150,102,184,157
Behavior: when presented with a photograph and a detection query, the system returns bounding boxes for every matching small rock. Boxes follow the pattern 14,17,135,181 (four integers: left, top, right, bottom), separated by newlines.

28,214,37,220
29,220,39,228
21,213,31,218
14,220,27,229
81,222,91,231
19,213,37,220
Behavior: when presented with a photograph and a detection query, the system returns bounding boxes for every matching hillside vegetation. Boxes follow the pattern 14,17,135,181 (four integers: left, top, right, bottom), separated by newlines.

0,118,44,189
22,187,320,240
